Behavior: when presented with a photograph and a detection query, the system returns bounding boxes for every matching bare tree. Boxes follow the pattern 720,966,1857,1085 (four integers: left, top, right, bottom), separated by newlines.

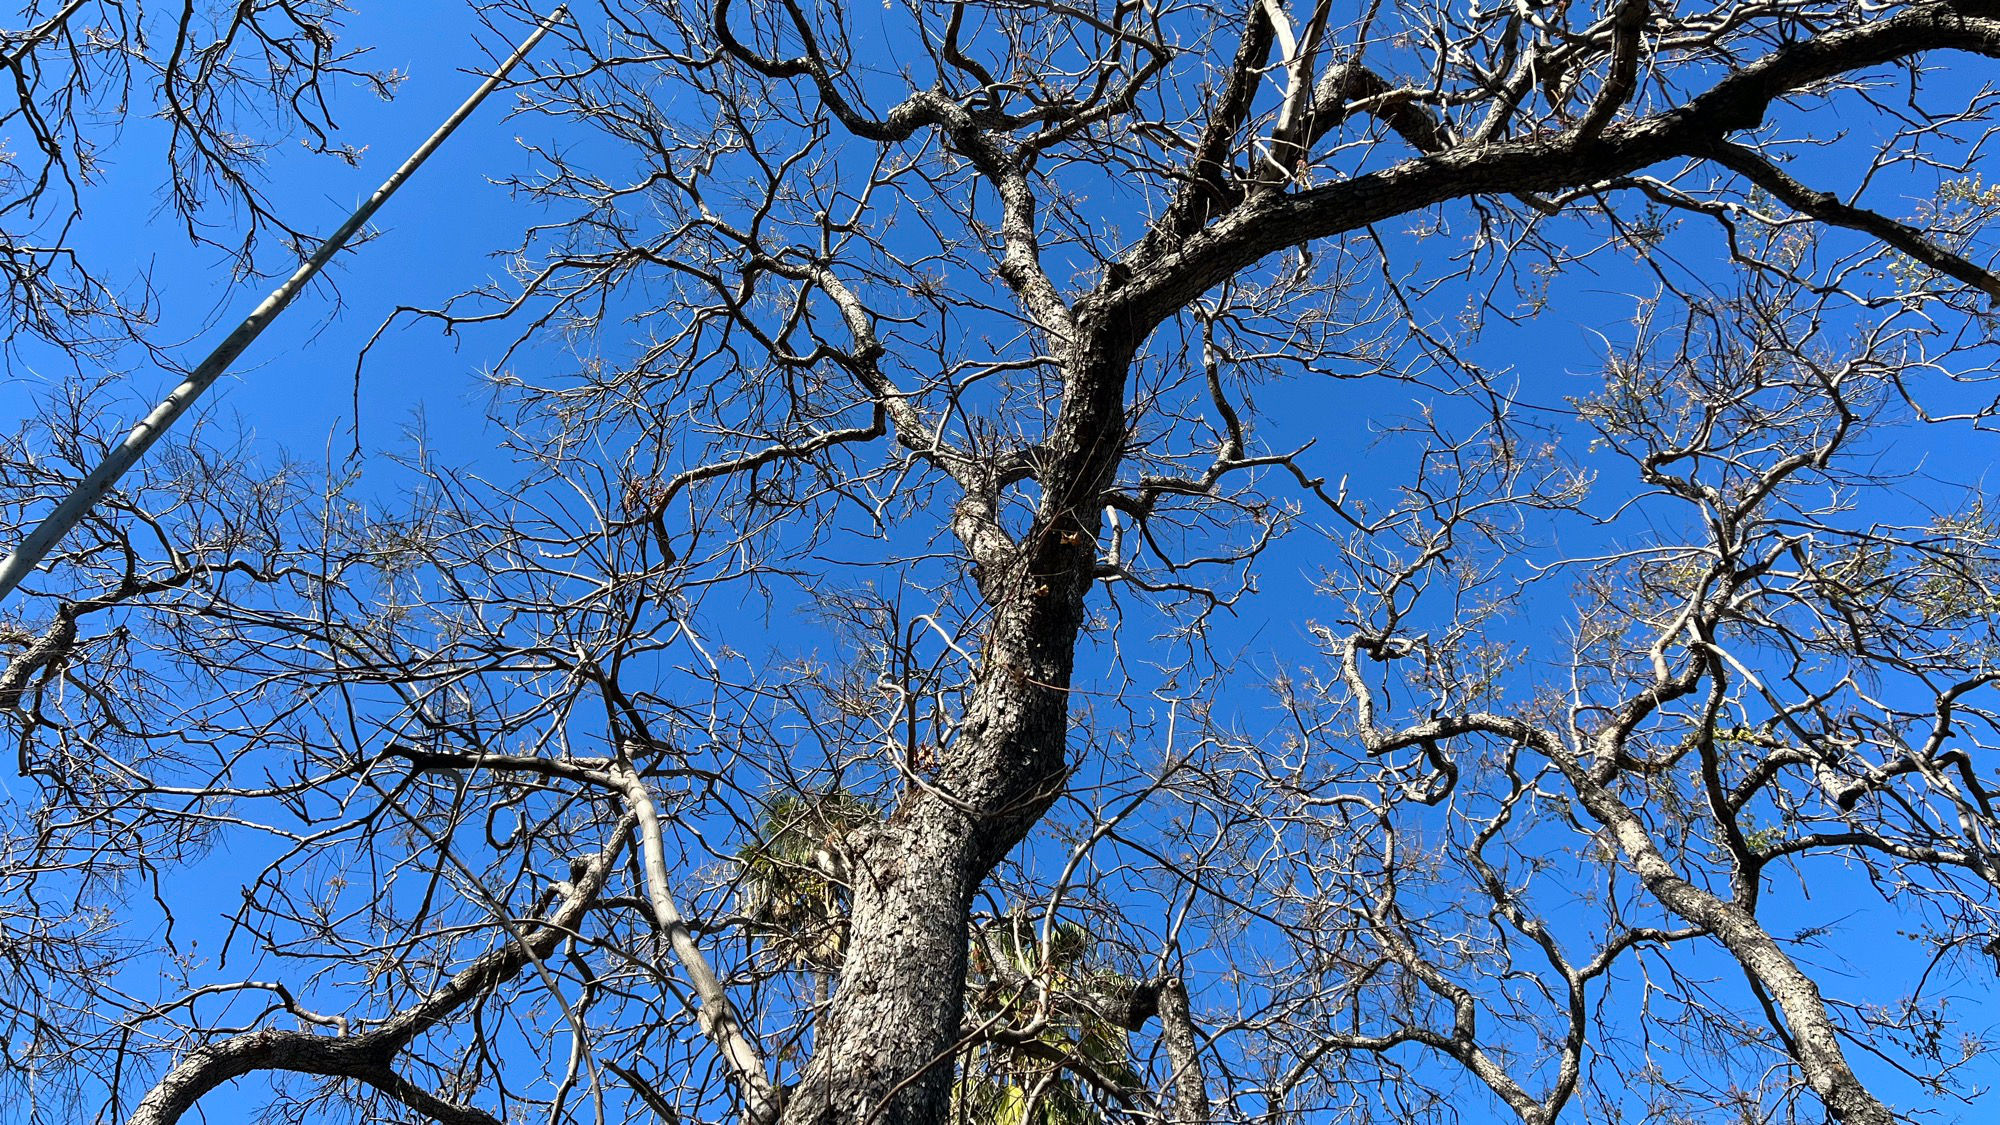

0,1,394,355
5,3,2000,1125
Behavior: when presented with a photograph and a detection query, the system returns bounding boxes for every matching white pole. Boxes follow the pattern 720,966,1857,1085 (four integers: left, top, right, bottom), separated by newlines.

0,6,570,604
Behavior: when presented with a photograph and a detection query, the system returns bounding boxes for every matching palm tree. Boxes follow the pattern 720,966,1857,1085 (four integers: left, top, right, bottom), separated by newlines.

958,914,1139,1125
736,789,878,974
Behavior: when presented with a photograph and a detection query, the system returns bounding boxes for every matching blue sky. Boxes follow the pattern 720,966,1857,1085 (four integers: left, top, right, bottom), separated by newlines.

0,4,555,470
5,4,2000,1124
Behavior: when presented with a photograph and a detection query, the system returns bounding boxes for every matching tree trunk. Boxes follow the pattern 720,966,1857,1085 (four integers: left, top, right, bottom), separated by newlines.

779,345,1123,1125
777,647,1076,1125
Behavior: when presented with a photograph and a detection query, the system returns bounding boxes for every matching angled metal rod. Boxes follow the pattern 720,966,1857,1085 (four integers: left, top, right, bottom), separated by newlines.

0,6,569,604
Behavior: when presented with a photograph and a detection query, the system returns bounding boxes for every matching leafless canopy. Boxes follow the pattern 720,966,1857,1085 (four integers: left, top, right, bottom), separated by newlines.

5,3,2000,1125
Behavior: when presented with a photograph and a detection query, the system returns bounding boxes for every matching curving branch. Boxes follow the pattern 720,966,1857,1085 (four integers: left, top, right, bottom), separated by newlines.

1703,138,2000,301
126,818,632,1125
611,764,781,1125
1100,0,2000,340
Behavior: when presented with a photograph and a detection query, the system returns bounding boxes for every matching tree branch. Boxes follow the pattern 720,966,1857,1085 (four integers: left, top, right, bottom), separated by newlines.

126,821,631,1125
1102,0,2000,342
611,764,780,1125
1703,138,2000,301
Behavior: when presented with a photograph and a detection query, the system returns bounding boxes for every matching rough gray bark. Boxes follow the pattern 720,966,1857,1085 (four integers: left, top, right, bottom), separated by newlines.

782,504,1102,1125
1155,979,1210,1125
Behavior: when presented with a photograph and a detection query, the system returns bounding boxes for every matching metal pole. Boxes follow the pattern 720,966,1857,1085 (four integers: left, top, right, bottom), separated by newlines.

0,6,569,604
